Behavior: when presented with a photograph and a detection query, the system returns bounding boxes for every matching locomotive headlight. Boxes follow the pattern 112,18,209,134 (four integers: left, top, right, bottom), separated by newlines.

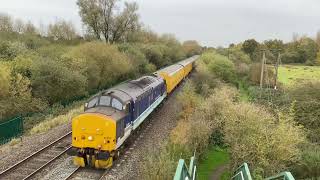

88,136,93,141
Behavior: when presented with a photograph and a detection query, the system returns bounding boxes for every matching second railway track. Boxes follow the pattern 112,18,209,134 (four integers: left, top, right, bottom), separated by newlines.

0,132,72,180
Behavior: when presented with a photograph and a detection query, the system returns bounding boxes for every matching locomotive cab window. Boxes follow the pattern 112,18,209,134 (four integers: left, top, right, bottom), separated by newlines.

87,97,98,108
112,98,123,111
99,96,111,106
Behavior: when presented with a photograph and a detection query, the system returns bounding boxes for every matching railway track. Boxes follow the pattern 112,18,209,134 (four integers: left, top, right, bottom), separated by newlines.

63,166,106,180
0,132,72,180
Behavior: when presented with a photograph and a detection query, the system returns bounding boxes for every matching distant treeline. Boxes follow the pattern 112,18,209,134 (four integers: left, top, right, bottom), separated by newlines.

208,34,320,66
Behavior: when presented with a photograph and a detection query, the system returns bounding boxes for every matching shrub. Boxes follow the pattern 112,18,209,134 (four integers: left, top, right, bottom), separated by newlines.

223,102,306,177
289,80,320,142
117,43,148,75
182,40,202,57
31,58,87,105
142,144,179,180
142,44,168,68
207,53,236,83
0,41,28,60
292,144,320,179
194,59,221,96
0,63,46,120
65,42,132,92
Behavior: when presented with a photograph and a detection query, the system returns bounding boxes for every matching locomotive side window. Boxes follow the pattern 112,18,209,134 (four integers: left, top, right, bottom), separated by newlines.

99,96,111,106
112,98,123,110
87,97,98,108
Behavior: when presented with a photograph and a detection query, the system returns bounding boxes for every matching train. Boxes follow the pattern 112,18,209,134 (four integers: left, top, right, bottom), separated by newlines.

67,55,199,169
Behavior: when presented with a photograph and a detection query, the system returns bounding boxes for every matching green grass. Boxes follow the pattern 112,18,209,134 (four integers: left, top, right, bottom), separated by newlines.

278,65,320,87
197,146,230,180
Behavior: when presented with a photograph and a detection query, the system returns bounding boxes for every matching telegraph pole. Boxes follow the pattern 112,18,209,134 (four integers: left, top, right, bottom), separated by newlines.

274,52,281,90
260,51,266,89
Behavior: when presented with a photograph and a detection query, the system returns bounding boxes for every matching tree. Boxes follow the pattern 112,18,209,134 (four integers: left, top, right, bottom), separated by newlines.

111,2,140,42
77,0,102,39
77,0,140,43
24,21,38,35
13,18,25,33
264,39,284,55
0,13,13,32
31,58,87,105
182,40,202,56
242,39,259,60
298,37,318,64
316,30,320,47
65,42,132,91
48,20,78,40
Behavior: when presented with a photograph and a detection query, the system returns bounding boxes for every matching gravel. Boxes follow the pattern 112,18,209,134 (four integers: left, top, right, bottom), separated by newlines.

0,122,71,172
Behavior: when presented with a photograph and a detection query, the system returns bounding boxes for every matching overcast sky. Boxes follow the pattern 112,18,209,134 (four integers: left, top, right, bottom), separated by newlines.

0,0,320,47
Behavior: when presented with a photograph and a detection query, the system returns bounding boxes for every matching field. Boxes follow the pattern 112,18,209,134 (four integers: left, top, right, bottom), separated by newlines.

278,65,320,86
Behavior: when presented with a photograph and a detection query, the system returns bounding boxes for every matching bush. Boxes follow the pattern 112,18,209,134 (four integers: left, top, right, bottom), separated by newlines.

0,63,46,120
292,144,320,179
142,44,169,68
117,43,148,74
206,53,236,83
31,58,87,105
65,42,132,92
182,40,202,57
0,41,28,61
289,80,320,142
223,101,306,177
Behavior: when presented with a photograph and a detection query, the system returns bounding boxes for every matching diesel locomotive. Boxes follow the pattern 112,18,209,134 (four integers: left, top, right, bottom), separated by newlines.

67,55,199,169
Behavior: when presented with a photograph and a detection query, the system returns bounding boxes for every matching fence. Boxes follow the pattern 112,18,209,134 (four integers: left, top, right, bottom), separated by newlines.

0,116,23,144
174,154,197,180
232,163,295,180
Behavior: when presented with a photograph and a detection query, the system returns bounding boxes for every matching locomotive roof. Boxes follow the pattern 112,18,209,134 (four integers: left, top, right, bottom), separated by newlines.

102,75,163,103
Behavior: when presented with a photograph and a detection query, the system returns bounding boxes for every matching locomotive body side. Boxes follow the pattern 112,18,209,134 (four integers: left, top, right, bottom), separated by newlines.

68,76,166,169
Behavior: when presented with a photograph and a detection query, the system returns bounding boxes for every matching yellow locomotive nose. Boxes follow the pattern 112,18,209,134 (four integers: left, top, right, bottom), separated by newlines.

72,113,116,151
70,113,116,169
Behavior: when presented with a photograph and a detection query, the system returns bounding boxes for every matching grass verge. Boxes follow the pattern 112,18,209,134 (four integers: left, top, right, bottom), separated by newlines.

197,146,230,180
29,106,82,134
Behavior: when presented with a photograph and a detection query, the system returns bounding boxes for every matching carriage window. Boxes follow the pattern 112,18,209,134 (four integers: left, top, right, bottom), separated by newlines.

99,96,111,106
112,98,123,110
87,97,98,108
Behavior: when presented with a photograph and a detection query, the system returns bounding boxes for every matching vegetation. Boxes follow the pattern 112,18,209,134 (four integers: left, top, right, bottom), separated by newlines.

0,4,201,132
197,146,230,180
278,65,320,86
143,51,309,179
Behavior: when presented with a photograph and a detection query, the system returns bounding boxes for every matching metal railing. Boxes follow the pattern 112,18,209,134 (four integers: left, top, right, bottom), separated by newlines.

0,116,23,144
265,172,295,180
232,163,295,180
231,163,253,180
174,155,197,180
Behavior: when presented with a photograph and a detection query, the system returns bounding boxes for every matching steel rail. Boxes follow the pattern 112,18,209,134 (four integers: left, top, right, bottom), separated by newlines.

0,131,72,179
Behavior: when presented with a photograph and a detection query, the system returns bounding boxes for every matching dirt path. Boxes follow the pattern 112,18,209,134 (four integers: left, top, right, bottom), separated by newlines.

210,164,229,180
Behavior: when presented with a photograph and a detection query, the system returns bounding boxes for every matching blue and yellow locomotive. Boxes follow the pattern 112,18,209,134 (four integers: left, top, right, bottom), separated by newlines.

67,56,199,168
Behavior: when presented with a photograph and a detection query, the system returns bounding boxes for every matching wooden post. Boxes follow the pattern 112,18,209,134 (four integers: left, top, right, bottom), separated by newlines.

260,51,266,89
274,52,281,90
